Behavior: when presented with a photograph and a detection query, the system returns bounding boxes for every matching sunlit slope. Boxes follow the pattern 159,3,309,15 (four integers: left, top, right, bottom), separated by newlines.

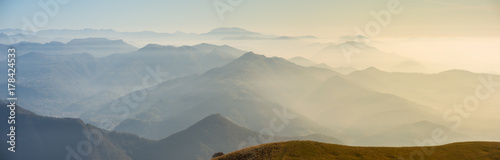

214,141,500,160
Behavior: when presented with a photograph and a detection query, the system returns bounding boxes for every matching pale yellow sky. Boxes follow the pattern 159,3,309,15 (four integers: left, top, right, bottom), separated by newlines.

2,0,499,38
229,0,500,38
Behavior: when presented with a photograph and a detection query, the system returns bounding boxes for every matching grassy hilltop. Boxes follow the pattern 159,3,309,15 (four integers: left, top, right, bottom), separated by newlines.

214,141,500,160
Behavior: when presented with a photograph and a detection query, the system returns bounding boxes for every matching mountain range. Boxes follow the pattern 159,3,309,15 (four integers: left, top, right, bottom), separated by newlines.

1,37,499,151
78,51,500,147
2,38,137,57
0,41,247,117
0,28,317,48
104,52,339,140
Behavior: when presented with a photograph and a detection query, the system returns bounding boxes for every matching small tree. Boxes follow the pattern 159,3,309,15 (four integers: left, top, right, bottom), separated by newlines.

212,152,224,159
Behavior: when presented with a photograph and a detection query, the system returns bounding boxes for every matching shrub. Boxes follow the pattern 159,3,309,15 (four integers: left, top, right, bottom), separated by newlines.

212,152,224,159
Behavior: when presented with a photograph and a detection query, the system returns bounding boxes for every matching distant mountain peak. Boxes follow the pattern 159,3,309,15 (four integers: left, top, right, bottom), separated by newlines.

207,27,259,35
142,43,164,48
438,69,473,75
67,37,122,44
193,43,230,50
194,43,217,47
81,28,116,32
138,43,175,51
46,41,65,45
289,56,310,61
340,35,369,40
364,67,382,72
201,113,227,122
339,41,369,48
167,113,254,140
209,27,250,32
235,52,266,61
348,67,385,76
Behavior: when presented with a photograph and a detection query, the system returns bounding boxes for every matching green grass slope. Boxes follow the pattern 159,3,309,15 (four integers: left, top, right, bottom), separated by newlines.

214,141,500,160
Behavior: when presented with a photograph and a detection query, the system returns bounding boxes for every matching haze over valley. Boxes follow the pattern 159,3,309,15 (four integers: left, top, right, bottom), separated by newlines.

1,0,499,160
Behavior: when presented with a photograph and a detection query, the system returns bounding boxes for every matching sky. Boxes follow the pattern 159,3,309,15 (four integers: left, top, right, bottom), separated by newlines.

1,0,500,38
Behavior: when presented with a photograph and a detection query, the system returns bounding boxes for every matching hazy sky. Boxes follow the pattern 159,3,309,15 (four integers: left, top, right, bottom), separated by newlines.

1,0,499,38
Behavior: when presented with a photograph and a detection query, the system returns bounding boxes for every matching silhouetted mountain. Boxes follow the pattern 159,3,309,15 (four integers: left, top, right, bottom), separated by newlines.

111,52,339,140
78,44,246,120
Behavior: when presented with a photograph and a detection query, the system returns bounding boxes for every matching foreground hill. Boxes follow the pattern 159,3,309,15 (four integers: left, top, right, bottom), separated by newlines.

214,141,500,160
